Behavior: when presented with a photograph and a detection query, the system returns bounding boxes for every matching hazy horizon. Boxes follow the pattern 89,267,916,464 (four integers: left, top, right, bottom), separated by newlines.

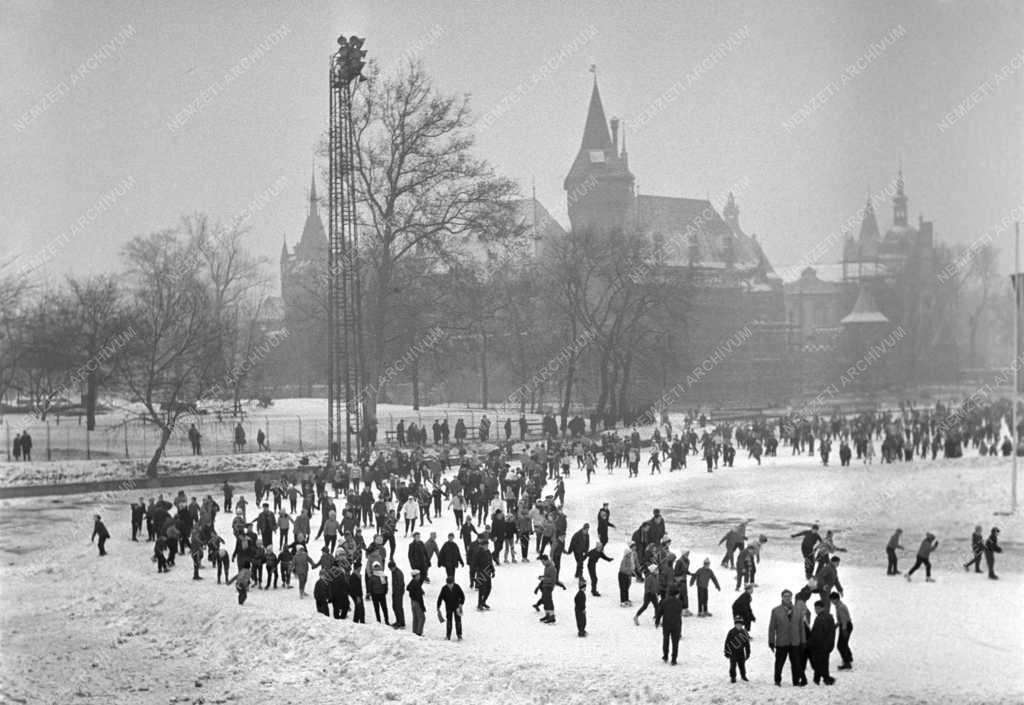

2,0,1022,286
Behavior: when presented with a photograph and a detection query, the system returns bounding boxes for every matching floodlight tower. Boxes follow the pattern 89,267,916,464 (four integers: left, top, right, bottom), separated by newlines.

327,34,367,463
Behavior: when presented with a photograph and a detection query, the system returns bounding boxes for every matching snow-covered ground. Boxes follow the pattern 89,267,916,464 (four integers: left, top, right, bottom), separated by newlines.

0,398,541,462
0,450,1021,704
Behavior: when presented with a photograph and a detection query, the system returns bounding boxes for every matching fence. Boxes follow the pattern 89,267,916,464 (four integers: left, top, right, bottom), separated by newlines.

0,406,564,462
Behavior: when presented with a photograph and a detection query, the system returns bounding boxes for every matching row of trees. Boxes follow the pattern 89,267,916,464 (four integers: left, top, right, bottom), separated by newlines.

1,216,277,475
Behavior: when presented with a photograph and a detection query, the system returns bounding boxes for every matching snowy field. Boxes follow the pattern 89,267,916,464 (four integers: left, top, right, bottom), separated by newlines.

0,449,1022,704
0,398,539,462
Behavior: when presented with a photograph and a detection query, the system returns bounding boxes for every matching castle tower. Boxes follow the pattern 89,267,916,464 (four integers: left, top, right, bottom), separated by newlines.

892,164,908,227
564,78,635,233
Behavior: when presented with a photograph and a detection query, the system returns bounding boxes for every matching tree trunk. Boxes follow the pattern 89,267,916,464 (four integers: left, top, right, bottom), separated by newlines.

559,319,577,433
86,369,98,431
411,355,420,410
617,352,633,426
146,426,172,478
480,330,489,409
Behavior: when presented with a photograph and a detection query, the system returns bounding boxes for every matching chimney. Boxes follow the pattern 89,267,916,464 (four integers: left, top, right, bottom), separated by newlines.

610,116,619,154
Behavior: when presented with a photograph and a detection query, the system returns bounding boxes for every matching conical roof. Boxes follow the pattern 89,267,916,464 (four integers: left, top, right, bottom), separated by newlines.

580,80,612,150
841,286,889,325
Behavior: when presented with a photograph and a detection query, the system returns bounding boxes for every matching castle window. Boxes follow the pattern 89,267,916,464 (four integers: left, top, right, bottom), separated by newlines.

588,150,606,164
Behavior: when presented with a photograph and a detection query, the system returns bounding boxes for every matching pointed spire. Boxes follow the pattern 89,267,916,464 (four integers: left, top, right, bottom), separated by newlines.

580,79,612,150
893,162,908,227
280,234,289,262
859,196,880,243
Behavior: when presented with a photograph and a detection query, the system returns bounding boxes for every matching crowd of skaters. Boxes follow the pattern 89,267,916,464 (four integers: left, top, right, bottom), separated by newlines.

81,402,1012,687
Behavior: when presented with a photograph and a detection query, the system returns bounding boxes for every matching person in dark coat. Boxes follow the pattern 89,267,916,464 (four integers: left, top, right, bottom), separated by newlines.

963,525,984,573
724,616,751,682
585,542,614,597
408,570,426,635
348,570,365,623
731,584,756,631
596,503,615,546
807,599,836,685
568,523,591,579
437,575,465,640
91,514,110,556
984,527,1003,579
470,537,495,609
389,560,406,628
408,532,429,575
438,533,465,580
20,431,32,461
660,588,684,665
575,579,588,637
791,524,821,579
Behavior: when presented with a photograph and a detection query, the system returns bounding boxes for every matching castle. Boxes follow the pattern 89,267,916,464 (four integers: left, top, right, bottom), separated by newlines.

266,79,956,409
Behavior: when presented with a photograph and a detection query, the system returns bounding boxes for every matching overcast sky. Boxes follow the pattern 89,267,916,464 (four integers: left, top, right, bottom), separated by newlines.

2,0,1022,285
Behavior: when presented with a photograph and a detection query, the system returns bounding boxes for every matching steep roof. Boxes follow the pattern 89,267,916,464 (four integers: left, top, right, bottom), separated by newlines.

841,286,889,325
857,199,880,258
294,174,327,261
580,81,612,151
628,195,763,270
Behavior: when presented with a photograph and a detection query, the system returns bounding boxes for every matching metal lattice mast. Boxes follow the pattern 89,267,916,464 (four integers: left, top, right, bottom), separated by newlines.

327,35,367,464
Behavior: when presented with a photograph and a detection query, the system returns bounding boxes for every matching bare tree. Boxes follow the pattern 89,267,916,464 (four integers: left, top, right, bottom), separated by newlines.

0,256,32,403
347,61,519,422
117,229,221,477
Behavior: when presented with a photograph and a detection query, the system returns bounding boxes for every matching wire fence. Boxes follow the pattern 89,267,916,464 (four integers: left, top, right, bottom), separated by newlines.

0,404,568,462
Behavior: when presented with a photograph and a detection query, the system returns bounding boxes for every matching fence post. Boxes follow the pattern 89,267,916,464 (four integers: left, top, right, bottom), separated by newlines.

86,426,91,460
266,416,270,452
4,422,9,461
46,422,52,461
298,416,303,452
125,423,129,458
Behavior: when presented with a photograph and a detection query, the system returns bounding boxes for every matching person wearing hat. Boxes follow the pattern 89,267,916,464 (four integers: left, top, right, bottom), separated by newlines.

732,583,756,632
660,588,684,664
436,574,465,640
585,542,614,597
724,615,751,682
535,554,566,623
963,525,985,573
389,560,406,628
438,532,465,581
689,558,722,617
407,569,426,635
575,579,588,637
984,527,1002,579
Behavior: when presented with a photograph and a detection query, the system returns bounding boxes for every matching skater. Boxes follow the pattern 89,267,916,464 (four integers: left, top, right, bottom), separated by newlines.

633,565,661,626
596,503,615,546
808,600,836,685
575,579,588,637
226,563,252,605
963,525,984,574
833,592,853,670
791,524,821,579
660,588,683,665
905,532,939,582
437,574,465,640
689,558,721,617
619,544,637,605
535,554,566,623
724,616,751,682
368,560,391,624
568,523,591,579
91,514,110,556
586,542,613,596
732,583,756,631
984,527,1002,579
886,528,904,575
438,532,465,581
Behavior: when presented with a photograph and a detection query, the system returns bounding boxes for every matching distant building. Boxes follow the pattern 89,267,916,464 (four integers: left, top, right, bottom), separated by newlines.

559,79,789,408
